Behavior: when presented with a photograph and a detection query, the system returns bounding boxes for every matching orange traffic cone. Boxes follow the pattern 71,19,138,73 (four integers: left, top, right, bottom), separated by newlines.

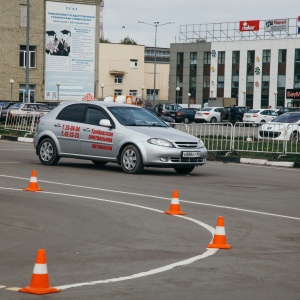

23,170,43,192
164,190,185,215
19,249,60,295
207,216,231,249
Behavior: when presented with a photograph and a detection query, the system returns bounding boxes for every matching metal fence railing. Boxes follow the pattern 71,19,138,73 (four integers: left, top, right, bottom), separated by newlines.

173,122,300,157
4,108,49,135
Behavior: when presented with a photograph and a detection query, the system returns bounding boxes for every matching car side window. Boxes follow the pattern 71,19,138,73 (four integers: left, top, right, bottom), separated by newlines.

57,104,86,123
85,106,109,125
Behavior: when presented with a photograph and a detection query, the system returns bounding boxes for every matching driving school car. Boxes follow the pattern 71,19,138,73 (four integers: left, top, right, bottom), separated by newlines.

34,101,207,174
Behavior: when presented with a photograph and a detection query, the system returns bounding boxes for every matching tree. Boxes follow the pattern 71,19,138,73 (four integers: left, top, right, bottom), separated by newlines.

120,36,137,45
100,37,111,43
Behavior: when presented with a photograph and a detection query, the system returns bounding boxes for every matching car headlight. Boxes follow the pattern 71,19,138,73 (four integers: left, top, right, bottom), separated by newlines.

147,138,174,148
198,140,205,148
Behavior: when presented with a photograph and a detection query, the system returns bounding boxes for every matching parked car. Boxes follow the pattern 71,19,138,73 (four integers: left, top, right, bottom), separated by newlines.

34,102,207,174
259,112,300,142
277,107,300,116
143,107,175,124
8,103,51,125
223,106,248,123
154,103,182,116
169,108,199,123
243,109,277,125
0,101,16,122
194,107,225,123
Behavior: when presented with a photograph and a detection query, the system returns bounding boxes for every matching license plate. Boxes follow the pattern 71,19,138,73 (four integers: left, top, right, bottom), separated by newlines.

182,151,201,157
170,113,176,117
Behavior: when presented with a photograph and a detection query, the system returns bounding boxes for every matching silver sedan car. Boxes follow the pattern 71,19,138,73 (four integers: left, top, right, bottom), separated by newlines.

34,101,207,174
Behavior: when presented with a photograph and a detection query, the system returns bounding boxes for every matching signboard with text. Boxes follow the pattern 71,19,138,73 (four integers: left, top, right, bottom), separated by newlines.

239,20,260,32
286,89,300,99
265,19,289,32
45,2,96,101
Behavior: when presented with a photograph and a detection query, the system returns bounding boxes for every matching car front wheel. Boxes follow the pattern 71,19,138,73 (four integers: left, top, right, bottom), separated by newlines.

210,117,217,123
121,145,144,174
174,166,195,174
183,117,190,124
38,138,60,165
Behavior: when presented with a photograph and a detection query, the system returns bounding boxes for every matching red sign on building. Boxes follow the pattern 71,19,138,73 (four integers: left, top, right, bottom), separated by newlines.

239,20,260,31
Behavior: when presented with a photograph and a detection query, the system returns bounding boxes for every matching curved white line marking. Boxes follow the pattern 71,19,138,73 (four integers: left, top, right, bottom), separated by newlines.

0,187,217,290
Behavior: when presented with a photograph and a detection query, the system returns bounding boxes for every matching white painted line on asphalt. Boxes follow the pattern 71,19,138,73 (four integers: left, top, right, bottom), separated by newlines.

0,186,217,291
0,176,300,221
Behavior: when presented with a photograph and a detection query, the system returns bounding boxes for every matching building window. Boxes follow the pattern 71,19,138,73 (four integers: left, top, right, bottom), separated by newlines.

114,89,122,95
262,50,271,63
218,51,225,64
279,49,287,63
130,59,138,68
232,51,240,64
146,89,158,100
20,4,27,27
231,51,240,100
204,52,211,64
115,76,123,84
294,49,300,88
129,90,137,96
176,52,184,84
19,45,36,68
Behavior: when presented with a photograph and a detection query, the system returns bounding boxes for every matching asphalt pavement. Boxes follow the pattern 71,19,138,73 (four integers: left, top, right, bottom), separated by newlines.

0,139,300,299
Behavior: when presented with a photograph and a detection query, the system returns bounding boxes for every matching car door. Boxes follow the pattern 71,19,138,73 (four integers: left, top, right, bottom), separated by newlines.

80,104,116,161
54,103,85,154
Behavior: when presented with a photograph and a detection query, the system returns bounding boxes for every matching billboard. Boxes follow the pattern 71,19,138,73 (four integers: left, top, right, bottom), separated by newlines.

265,19,289,32
45,2,96,101
239,20,260,32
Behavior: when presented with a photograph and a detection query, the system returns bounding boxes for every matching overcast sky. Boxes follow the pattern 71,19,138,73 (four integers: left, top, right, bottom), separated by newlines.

103,0,299,48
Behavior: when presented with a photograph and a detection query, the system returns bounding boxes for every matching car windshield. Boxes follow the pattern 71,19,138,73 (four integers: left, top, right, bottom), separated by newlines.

271,113,300,123
248,109,260,113
10,103,22,109
109,106,167,127
0,102,11,108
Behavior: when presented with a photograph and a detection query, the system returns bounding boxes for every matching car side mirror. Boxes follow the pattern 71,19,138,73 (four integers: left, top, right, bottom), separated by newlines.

99,119,113,128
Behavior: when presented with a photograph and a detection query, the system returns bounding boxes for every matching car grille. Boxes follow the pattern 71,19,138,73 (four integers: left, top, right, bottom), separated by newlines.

259,131,281,138
174,142,199,148
170,157,205,163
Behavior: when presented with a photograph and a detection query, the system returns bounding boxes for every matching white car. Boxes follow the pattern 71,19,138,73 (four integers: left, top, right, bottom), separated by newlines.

243,109,277,125
194,107,225,123
259,112,300,141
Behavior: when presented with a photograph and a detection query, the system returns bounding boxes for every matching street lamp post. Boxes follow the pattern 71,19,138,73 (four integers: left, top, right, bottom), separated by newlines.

210,89,214,106
56,82,60,102
242,90,246,106
141,85,145,106
274,91,278,108
138,20,174,107
188,93,191,108
9,79,14,100
176,87,180,105
101,83,104,100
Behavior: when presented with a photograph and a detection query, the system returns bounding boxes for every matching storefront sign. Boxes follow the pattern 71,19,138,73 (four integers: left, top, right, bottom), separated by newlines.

286,89,300,99
265,19,289,32
239,20,260,32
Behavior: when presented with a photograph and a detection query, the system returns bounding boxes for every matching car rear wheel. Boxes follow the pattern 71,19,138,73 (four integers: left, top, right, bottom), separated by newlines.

290,131,300,142
210,117,217,123
121,145,144,174
174,166,195,174
183,117,190,124
38,138,60,165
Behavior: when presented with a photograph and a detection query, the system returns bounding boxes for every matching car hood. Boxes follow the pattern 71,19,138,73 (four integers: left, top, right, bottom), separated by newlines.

259,122,289,129
125,126,199,142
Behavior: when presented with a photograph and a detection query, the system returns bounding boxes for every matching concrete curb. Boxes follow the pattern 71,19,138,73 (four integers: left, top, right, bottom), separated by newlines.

217,156,300,168
0,135,33,143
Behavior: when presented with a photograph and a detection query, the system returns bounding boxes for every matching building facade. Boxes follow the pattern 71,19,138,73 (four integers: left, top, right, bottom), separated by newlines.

0,0,101,103
98,43,170,103
169,18,300,108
